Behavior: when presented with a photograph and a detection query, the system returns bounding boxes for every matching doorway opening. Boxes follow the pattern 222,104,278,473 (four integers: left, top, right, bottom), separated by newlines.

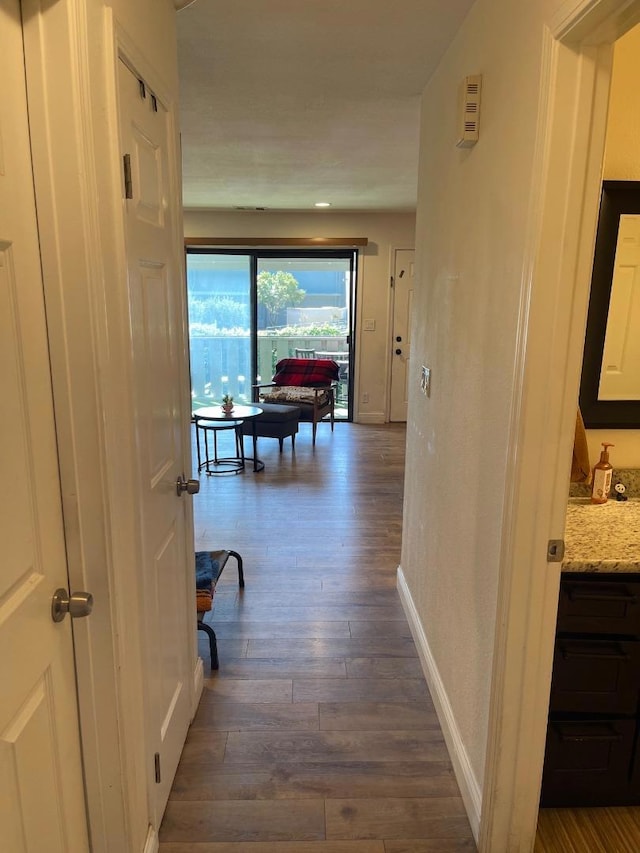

185,249,357,420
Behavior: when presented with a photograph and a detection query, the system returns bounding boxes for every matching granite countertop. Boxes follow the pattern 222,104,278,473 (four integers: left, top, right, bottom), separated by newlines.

563,498,640,573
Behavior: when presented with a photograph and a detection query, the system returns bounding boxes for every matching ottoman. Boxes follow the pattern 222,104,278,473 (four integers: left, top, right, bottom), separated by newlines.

241,402,301,452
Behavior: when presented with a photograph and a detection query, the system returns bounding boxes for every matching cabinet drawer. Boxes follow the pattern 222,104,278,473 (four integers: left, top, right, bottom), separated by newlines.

541,718,638,807
549,638,640,715
557,576,640,635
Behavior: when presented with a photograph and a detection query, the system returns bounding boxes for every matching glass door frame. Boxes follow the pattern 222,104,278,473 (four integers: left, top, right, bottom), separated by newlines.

186,247,358,421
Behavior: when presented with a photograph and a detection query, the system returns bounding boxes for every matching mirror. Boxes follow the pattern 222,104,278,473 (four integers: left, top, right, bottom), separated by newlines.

579,180,640,428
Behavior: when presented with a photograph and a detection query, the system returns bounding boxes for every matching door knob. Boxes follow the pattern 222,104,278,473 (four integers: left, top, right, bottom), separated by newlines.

395,348,402,355
176,475,200,496
396,336,402,342
51,589,93,623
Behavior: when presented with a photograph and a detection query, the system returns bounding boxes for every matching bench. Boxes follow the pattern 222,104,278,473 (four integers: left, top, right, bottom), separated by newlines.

196,549,244,669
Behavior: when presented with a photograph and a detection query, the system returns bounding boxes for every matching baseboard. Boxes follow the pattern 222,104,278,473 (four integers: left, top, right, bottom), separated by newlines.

192,656,204,717
397,565,482,841
142,824,159,853
355,412,386,424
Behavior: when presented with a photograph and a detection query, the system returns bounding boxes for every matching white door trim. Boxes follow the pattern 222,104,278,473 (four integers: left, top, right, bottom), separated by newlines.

480,2,640,850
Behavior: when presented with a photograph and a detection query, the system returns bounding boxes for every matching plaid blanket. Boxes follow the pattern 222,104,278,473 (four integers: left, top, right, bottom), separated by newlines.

273,358,339,387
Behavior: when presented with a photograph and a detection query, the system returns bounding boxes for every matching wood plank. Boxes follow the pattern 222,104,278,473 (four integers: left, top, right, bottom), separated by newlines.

293,678,429,704
345,658,424,679
325,798,471,840
169,760,460,802
190,701,320,732
200,678,293,704
211,622,352,640
160,842,385,853
318,701,440,732
223,730,449,765
217,658,347,679
245,638,419,659
159,800,326,842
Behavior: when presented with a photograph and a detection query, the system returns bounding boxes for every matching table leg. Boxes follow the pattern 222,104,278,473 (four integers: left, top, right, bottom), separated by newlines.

196,421,203,472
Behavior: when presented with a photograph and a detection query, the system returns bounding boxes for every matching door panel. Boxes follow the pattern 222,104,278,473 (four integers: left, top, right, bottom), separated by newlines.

0,2,88,850
118,58,192,824
390,249,415,422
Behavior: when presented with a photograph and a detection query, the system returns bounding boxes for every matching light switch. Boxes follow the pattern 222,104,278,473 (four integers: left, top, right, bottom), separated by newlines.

363,318,376,331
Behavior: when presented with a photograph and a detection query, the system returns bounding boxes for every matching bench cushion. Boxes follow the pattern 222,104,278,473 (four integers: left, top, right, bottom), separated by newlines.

261,386,331,406
252,402,301,422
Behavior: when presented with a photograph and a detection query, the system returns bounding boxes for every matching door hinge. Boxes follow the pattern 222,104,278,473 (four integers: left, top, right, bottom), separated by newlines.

123,154,133,199
139,78,146,99
390,276,395,288
154,752,161,784
547,539,565,562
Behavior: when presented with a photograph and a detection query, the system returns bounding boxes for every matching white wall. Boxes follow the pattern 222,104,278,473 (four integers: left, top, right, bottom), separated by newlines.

588,24,640,467
401,0,568,809
183,210,416,421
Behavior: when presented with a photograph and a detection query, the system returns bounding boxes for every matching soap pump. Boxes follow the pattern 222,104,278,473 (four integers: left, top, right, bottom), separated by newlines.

590,442,614,504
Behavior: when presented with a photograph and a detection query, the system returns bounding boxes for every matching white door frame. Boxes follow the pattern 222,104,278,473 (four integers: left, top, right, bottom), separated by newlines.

22,3,196,850
480,1,640,850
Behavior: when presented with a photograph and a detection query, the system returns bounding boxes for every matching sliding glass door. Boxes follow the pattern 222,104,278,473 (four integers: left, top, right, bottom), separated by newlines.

186,249,356,419
256,255,352,417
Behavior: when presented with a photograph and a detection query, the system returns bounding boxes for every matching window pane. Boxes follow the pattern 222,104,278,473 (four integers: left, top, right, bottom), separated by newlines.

186,254,251,408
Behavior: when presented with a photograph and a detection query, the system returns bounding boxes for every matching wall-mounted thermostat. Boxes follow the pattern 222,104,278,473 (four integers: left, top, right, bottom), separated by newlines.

456,74,482,149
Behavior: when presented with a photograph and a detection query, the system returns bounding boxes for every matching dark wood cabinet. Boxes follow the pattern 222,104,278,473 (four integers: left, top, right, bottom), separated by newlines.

541,572,640,807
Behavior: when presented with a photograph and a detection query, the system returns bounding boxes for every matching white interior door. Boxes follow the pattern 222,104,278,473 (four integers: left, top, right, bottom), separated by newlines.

390,249,415,422
598,213,640,400
0,3,89,850
117,58,193,825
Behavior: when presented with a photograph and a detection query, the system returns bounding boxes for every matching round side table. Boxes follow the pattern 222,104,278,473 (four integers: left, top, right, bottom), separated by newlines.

193,405,264,474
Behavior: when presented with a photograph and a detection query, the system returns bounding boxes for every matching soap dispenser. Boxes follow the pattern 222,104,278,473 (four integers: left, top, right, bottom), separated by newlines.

590,442,614,504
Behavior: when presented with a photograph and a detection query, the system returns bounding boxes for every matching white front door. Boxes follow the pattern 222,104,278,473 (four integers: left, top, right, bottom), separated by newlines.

117,58,193,825
0,3,89,850
390,249,415,422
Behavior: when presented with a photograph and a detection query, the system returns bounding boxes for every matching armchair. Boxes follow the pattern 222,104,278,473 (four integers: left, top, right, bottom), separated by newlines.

254,357,340,445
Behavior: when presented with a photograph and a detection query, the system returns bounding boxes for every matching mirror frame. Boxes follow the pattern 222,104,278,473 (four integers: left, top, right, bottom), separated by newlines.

579,180,640,428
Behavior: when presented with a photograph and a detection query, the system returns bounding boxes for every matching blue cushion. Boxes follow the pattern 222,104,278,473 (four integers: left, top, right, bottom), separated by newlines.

195,551,220,589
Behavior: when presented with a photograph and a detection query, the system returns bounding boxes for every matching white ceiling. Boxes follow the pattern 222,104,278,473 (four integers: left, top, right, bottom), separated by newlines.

176,0,474,212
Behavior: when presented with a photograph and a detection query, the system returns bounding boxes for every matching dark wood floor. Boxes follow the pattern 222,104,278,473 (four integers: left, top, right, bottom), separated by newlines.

159,421,476,852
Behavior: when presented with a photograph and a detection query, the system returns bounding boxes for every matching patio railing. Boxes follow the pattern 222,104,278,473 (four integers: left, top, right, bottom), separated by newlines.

190,334,349,409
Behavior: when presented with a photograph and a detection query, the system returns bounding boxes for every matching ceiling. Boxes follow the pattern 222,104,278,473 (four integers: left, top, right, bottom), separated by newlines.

176,0,475,212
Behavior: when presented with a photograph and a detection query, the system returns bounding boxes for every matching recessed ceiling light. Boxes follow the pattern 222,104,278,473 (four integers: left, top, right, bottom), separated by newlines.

315,202,331,208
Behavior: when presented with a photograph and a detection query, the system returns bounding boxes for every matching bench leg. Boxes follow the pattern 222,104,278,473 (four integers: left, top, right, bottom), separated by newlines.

228,549,245,588
197,620,219,670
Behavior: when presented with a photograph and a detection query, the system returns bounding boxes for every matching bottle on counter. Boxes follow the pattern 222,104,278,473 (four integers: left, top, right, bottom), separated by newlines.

590,442,614,504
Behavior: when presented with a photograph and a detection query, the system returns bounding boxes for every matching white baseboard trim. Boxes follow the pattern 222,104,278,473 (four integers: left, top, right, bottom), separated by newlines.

355,412,386,424
397,565,482,841
192,657,204,716
142,824,159,853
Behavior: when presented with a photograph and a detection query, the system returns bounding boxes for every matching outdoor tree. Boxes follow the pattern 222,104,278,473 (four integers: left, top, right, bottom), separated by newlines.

257,270,305,325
